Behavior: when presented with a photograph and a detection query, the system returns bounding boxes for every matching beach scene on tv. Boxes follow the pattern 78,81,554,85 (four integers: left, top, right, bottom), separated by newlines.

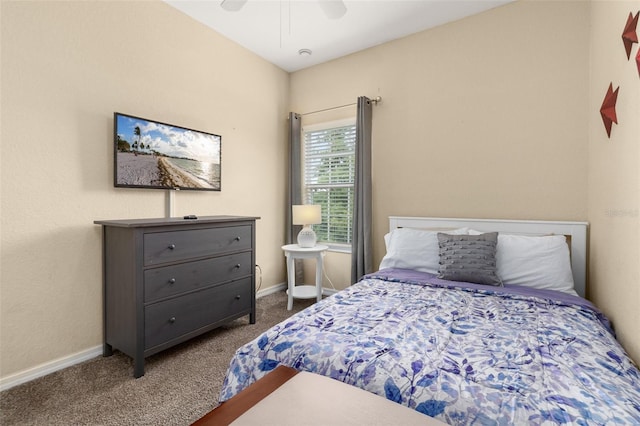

115,114,221,190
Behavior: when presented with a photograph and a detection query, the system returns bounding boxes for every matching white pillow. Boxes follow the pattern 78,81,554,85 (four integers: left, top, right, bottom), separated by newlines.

379,227,468,275
469,230,576,295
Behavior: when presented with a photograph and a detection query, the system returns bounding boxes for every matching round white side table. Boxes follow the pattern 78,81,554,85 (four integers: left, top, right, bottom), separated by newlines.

281,244,329,310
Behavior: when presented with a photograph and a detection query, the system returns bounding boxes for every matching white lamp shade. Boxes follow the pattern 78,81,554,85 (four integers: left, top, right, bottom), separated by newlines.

292,205,321,225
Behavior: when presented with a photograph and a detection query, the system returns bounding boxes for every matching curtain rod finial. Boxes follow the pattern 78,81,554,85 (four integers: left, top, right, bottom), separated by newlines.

372,96,382,104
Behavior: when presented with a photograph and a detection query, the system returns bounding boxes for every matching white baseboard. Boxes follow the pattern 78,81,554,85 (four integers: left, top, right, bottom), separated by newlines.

257,282,340,298
0,345,103,392
1,282,330,392
322,288,340,296
256,282,287,298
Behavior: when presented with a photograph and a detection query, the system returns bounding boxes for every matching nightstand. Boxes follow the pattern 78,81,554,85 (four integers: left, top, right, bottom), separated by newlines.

281,244,329,310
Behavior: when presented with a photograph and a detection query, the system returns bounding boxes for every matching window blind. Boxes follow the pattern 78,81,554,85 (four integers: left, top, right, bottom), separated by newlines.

303,123,356,245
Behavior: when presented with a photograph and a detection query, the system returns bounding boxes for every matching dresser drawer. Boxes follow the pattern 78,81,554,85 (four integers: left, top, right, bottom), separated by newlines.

144,225,251,266
144,252,252,303
145,277,252,350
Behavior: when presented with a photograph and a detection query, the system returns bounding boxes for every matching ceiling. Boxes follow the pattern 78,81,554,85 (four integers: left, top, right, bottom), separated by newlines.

165,0,513,72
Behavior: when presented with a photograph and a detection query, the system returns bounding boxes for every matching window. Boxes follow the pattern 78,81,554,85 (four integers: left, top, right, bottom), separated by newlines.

302,119,356,250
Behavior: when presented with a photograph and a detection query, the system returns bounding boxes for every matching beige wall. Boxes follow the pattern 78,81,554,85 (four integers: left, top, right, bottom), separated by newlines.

0,1,289,378
291,0,590,292
588,0,640,362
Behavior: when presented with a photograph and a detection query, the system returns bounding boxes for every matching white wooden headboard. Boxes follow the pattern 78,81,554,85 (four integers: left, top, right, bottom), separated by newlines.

389,216,589,298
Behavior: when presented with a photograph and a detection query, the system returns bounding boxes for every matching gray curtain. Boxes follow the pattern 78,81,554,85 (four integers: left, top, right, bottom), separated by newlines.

351,96,373,283
287,112,304,283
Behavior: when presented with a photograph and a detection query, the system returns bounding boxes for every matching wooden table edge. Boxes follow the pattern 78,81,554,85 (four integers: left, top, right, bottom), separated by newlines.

192,365,298,425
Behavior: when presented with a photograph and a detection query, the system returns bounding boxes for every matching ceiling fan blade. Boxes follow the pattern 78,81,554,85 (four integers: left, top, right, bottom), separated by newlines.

317,0,347,19
220,0,247,12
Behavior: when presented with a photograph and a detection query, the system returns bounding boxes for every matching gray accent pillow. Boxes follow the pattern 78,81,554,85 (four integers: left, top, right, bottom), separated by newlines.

437,232,503,286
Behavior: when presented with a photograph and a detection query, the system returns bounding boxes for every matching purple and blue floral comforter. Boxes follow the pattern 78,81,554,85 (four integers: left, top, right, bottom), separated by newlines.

220,269,640,424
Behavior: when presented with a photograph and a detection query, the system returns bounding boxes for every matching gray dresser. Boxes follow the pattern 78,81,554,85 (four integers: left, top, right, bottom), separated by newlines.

94,216,259,377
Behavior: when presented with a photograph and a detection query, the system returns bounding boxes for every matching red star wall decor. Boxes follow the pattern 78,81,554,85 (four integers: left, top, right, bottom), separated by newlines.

636,45,640,77
622,11,639,59
600,83,619,138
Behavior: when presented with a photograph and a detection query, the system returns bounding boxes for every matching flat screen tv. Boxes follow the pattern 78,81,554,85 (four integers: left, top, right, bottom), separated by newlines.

114,112,221,191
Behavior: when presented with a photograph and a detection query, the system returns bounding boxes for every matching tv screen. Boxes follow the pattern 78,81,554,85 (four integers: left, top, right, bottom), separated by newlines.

114,112,221,191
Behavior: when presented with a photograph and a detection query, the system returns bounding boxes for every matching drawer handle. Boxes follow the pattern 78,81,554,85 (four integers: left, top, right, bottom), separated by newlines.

169,317,176,323
234,237,241,242
168,244,176,250
168,278,176,284
235,295,241,300
235,264,241,269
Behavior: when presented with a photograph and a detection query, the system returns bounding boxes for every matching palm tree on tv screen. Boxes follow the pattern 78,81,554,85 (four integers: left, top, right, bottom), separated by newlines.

133,126,141,153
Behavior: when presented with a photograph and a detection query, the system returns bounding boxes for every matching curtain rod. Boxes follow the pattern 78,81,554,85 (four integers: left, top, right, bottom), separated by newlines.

300,96,382,116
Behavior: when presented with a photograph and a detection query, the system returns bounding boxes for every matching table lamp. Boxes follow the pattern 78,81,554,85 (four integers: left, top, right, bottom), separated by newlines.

292,205,322,248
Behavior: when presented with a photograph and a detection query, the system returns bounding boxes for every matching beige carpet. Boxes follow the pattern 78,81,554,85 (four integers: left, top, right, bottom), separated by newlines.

0,291,316,426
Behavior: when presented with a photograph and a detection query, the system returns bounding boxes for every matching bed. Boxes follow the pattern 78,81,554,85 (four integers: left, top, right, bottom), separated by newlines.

219,217,640,424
